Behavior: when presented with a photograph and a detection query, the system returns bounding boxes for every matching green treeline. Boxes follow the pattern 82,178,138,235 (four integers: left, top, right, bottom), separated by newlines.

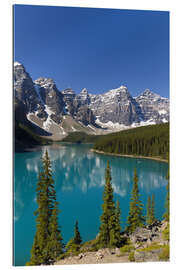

27,151,169,265
93,123,169,160
62,132,98,143
61,123,169,160
15,123,51,152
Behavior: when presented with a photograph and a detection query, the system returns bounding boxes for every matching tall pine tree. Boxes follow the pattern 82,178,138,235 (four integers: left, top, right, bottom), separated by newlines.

116,200,121,234
26,150,63,265
146,195,152,225
46,201,63,262
66,220,82,255
98,161,121,247
73,220,82,245
127,169,144,233
109,200,122,247
146,194,155,225
150,194,155,223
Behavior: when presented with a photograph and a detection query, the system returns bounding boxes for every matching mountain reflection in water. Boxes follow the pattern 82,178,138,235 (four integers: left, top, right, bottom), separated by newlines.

14,143,168,266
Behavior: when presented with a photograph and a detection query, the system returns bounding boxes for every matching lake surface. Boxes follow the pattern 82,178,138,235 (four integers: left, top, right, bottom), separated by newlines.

14,143,168,266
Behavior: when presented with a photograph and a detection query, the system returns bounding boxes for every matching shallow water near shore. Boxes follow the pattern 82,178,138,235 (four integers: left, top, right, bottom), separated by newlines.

14,143,168,266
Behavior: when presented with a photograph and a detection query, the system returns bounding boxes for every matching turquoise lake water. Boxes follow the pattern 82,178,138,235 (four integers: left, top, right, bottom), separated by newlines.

14,143,168,266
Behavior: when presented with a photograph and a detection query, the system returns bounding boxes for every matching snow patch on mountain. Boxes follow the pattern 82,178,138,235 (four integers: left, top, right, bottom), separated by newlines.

71,126,77,131
14,61,22,67
14,62,169,138
87,125,96,131
27,113,38,126
95,118,129,130
60,126,67,135
159,109,167,115
43,116,53,131
44,105,54,116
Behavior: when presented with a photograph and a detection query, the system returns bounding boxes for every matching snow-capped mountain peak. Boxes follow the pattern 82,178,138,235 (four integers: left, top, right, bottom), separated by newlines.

14,62,169,139
135,89,169,123
81,88,88,94
34,77,56,90
14,61,23,67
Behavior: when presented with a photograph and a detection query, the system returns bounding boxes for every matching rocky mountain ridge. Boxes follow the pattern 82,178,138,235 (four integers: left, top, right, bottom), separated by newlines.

14,62,169,140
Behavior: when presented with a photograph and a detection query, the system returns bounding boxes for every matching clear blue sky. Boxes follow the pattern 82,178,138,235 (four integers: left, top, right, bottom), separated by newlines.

14,5,169,97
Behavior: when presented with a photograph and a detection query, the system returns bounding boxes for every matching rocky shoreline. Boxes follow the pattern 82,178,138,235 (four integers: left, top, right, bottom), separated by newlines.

55,220,169,265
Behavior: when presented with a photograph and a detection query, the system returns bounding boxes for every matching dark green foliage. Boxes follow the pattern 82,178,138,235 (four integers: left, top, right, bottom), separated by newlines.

65,220,82,255
26,150,63,265
93,123,169,160
46,201,63,261
65,239,80,255
110,200,122,247
26,234,42,266
146,194,156,225
146,196,152,225
116,200,121,233
127,169,145,233
62,132,98,143
15,122,51,152
98,161,122,248
74,221,82,245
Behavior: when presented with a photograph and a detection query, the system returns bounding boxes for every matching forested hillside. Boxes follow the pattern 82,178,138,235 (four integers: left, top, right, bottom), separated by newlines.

61,132,98,143
15,123,52,152
93,123,169,160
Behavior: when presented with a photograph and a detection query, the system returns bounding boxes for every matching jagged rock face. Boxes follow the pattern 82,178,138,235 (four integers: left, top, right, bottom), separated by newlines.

14,97,27,124
72,88,90,113
72,88,95,126
75,88,91,106
62,88,96,126
75,106,95,126
62,88,76,116
34,77,65,124
14,62,169,137
14,62,45,115
135,89,169,123
89,86,144,126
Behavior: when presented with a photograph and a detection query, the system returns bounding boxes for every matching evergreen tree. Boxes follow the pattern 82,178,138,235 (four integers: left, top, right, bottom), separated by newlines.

26,150,63,265
66,220,82,254
116,200,121,233
150,194,155,223
98,161,121,247
109,200,122,247
26,234,42,266
73,220,82,245
46,201,63,263
127,169,144,233
146,195,152,225
146,194,155,225
98,161,115,247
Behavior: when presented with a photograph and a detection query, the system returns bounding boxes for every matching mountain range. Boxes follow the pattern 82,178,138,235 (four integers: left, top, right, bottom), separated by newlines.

14,62,169,140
